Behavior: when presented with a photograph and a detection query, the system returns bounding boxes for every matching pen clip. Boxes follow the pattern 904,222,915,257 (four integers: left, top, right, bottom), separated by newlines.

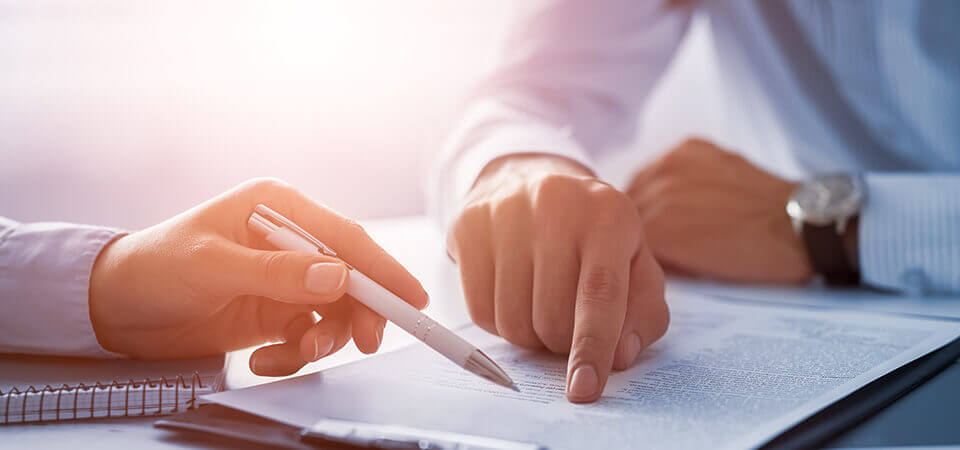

252,204,344,261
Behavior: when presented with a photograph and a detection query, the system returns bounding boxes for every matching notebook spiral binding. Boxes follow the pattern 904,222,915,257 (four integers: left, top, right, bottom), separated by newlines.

0,371,206,424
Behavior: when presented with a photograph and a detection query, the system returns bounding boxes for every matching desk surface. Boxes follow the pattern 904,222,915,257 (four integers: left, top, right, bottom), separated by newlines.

3,216,958,449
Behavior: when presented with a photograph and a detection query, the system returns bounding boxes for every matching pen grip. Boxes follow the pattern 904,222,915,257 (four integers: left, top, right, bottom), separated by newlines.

346,270,474,365
259,227,475,366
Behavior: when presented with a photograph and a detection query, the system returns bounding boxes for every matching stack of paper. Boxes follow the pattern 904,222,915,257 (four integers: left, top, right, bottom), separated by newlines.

205,294,960,449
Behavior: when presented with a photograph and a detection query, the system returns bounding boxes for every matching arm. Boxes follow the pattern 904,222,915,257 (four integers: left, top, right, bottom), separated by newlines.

0,179,429,378
0,216,124,356
859,173,960,294
432,0,693,403
430,0,694,226
624,140,960,295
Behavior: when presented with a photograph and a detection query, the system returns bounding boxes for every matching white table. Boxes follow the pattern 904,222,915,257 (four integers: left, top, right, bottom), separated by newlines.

4,216,958,448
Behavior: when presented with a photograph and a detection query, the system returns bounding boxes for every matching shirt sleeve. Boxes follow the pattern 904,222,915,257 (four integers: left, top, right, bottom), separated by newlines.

428,0,693,230
0,217,126,357
859,173,960,295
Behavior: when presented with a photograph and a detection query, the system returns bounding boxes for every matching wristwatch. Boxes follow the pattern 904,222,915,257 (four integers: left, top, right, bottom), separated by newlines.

786,173,865,285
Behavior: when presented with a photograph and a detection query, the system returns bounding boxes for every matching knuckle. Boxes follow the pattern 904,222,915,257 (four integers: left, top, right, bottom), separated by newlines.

530,173,576,201
489,193,527,223
590,193,641,235
258,251,292,284
578,267,621,307
450,203,488,237
653,175,683,195
590,184,633,214
724,149,747,163
336,216,370,251
447,204,490,256
588,182,623,203
659,142,699,171
244,177,293,194
680,136,709,150
572,334,605,354
342,216,367,240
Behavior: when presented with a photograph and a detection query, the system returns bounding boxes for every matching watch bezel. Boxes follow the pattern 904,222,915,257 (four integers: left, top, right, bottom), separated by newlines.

786,173,865,231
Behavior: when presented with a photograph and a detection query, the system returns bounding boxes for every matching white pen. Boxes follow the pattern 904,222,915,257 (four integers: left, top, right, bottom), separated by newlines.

247,204,518,391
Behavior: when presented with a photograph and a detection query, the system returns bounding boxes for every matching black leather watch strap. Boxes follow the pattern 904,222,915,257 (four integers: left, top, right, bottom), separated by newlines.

801,223,860,286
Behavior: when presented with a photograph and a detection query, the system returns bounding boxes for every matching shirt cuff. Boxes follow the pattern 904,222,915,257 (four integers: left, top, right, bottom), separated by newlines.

859,173,960,294
0,221,126,357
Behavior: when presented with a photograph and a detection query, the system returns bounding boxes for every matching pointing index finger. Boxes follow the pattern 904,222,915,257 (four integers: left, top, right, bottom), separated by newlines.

566,241,631,403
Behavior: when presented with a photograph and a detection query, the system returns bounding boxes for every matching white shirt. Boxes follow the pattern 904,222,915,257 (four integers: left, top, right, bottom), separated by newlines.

431,0,960,294
0,216,122,357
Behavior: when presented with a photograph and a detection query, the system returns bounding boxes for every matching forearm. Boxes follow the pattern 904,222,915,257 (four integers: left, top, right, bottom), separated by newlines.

0,217,125,357
429,0,692,228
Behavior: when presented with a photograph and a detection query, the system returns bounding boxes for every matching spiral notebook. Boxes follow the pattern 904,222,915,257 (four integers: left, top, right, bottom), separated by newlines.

0,354,225,424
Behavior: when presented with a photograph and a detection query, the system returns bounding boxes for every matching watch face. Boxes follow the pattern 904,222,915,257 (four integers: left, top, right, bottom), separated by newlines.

787,174,864,225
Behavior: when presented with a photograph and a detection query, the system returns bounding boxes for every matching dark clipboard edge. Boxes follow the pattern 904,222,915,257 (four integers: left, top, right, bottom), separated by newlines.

760,334,960,449
155,404,316,449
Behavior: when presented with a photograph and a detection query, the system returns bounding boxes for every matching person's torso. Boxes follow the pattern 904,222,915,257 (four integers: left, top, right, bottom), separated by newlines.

703,0,960,173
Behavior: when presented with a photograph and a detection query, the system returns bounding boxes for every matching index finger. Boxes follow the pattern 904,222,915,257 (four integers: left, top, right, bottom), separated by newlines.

566,238,631,403
258,181,429,310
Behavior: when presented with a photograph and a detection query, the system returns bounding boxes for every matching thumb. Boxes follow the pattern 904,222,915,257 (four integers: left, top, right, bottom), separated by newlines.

211,241,350,304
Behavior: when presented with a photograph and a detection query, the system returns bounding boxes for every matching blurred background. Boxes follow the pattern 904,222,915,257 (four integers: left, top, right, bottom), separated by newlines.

0,0,747,230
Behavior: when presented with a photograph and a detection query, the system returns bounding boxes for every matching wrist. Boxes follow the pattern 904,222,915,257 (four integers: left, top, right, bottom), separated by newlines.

474,153,595,189
786,173,865,285
89,234,129,352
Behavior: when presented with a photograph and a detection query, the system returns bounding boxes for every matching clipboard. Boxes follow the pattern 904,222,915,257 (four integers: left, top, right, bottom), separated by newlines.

761,334,960,449
155,334,960,449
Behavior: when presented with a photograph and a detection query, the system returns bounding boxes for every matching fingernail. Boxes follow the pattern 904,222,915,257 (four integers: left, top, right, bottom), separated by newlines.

568,365,599,400
313,335,335,361
305,263,347,294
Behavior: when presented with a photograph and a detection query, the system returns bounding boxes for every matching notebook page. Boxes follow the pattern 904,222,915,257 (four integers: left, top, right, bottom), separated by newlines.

206,294,960,450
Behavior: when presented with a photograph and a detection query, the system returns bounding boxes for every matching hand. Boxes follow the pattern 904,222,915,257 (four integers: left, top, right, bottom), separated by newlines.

627,138,811,283
89,178,428,376
447,154,669,403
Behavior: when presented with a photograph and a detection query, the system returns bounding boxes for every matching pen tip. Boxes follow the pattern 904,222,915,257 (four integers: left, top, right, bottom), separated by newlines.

465,350,519,392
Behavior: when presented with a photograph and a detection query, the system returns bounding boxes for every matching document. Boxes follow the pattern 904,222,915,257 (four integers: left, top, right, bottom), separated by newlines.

669,277,960,319
206,294,960,449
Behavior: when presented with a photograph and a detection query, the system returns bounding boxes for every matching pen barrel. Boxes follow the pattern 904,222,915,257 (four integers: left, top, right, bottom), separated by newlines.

346,270,474,366
266,227,319,254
